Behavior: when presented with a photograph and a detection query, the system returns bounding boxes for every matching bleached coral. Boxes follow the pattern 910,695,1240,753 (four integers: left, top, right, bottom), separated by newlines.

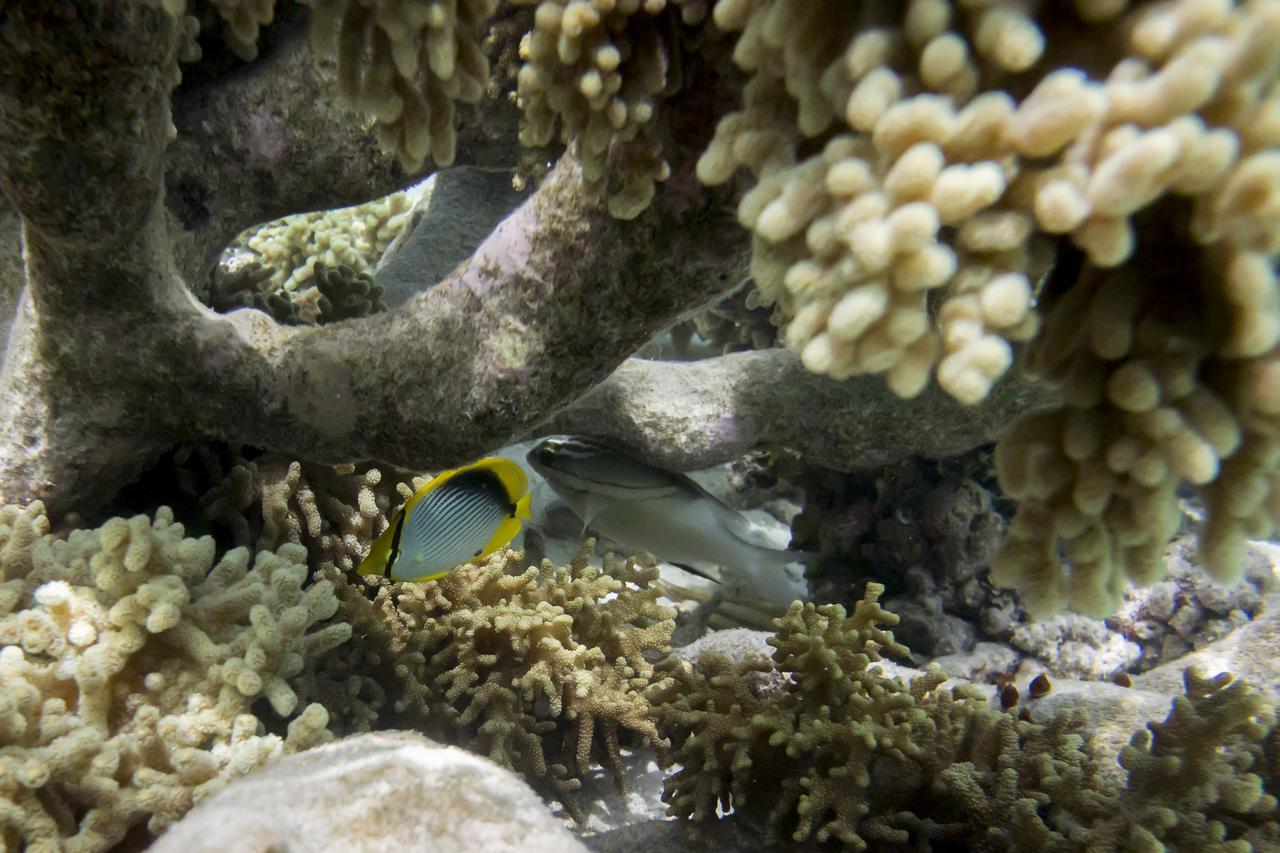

301,541,674,818
0,502,348,851
302,0,497,171
212,182,425,322
513,0,709,218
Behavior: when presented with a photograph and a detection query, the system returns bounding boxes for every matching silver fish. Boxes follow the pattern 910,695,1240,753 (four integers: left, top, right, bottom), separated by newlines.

527,436,812,583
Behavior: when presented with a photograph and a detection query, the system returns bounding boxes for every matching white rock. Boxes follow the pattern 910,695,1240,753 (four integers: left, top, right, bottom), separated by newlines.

151,731,588,853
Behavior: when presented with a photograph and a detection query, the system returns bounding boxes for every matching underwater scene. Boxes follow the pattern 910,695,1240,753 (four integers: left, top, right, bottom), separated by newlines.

2,0,1280,850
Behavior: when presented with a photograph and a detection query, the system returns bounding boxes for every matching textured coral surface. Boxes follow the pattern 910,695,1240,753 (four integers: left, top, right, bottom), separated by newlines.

0,503,347,851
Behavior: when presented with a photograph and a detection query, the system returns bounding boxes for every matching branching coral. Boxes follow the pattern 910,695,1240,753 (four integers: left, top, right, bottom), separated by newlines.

300,541,674,818
652,582,1102,848
684,0,1280,617
656,583,1280,850
301,0,498,171
1080,669,1279,851
0,502,348,851
165,444,415,573
512,0,710,218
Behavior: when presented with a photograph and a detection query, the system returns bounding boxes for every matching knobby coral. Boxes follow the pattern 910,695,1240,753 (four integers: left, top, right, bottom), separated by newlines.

0,502,349,851
683,0,1280,616
299,541,675,819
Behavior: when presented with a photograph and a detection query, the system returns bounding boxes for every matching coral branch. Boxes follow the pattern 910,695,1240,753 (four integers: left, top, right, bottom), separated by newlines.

0,2,742,518
186,151,747,469
165,10,521,283
546,349,1058,472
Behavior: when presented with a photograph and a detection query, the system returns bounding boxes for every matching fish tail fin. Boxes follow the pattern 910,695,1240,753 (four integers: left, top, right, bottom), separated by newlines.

514,493,532,520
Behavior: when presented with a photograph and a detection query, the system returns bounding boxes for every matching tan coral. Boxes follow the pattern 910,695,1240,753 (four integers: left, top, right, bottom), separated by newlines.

0,503,347,851
213,180,427,322
512,0,707,218
300,541,674,819
175,445,416,574
686,0,1280,616
696,0,1278,414
301,0,498,171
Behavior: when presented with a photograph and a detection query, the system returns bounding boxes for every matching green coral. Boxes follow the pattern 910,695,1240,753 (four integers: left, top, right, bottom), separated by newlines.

654,582,1280,850
300,541,674,818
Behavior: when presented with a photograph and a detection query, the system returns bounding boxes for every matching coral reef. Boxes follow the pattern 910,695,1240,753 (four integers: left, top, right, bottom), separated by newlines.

1080,669,1279,851
1110,535,1280,672
652,582,1097,847
301,0,498,171
207,182,422,323
513,0,710,218
657,0,1280,618
162,444,417,574
656,582,1280,849
787,448,1009,655
0,502,347,851
299,542,674,819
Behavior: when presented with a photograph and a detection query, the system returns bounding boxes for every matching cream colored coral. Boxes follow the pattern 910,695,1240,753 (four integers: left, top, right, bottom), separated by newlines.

698,0,1278,412
217,180,428,320
210,0,276,60
692,0,1280,617
513,0,706,219
0,503,348,851
302,0,497,171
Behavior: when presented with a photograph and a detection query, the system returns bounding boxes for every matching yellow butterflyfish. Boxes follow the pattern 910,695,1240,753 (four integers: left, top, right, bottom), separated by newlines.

358,457,532,582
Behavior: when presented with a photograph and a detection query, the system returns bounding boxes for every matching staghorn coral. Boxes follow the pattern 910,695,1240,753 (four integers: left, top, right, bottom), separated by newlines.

656,582,1280,850
1079,668,1280,851
0,502,347,851
300,541,675,819
683,0,1280,617
301,0,498,171
165,444,415,574
653,581,1106,848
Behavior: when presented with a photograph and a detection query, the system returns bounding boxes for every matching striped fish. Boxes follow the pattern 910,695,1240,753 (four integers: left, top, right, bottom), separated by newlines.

527,436,813,585
358,457,532,582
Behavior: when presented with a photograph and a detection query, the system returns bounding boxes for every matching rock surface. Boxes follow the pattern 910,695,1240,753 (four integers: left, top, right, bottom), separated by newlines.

150,731,588,853
375,166,529,307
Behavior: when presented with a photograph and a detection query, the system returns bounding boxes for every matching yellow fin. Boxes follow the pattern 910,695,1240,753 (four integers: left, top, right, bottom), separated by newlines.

357,518,396,576
514,492,532,520
463,457,531,505
479,515,523,559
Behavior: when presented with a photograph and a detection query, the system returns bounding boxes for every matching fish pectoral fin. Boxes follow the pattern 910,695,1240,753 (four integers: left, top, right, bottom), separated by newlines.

575,497,602,537
480,516,524,558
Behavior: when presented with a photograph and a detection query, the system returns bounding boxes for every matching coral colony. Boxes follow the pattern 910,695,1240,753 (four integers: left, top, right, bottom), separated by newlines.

1,0,1279,850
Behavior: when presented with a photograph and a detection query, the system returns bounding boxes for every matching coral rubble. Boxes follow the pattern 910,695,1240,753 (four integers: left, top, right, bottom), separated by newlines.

0,502,347,851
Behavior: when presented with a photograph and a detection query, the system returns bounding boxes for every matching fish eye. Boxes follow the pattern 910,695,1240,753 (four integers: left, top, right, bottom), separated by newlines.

537,445,556,464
